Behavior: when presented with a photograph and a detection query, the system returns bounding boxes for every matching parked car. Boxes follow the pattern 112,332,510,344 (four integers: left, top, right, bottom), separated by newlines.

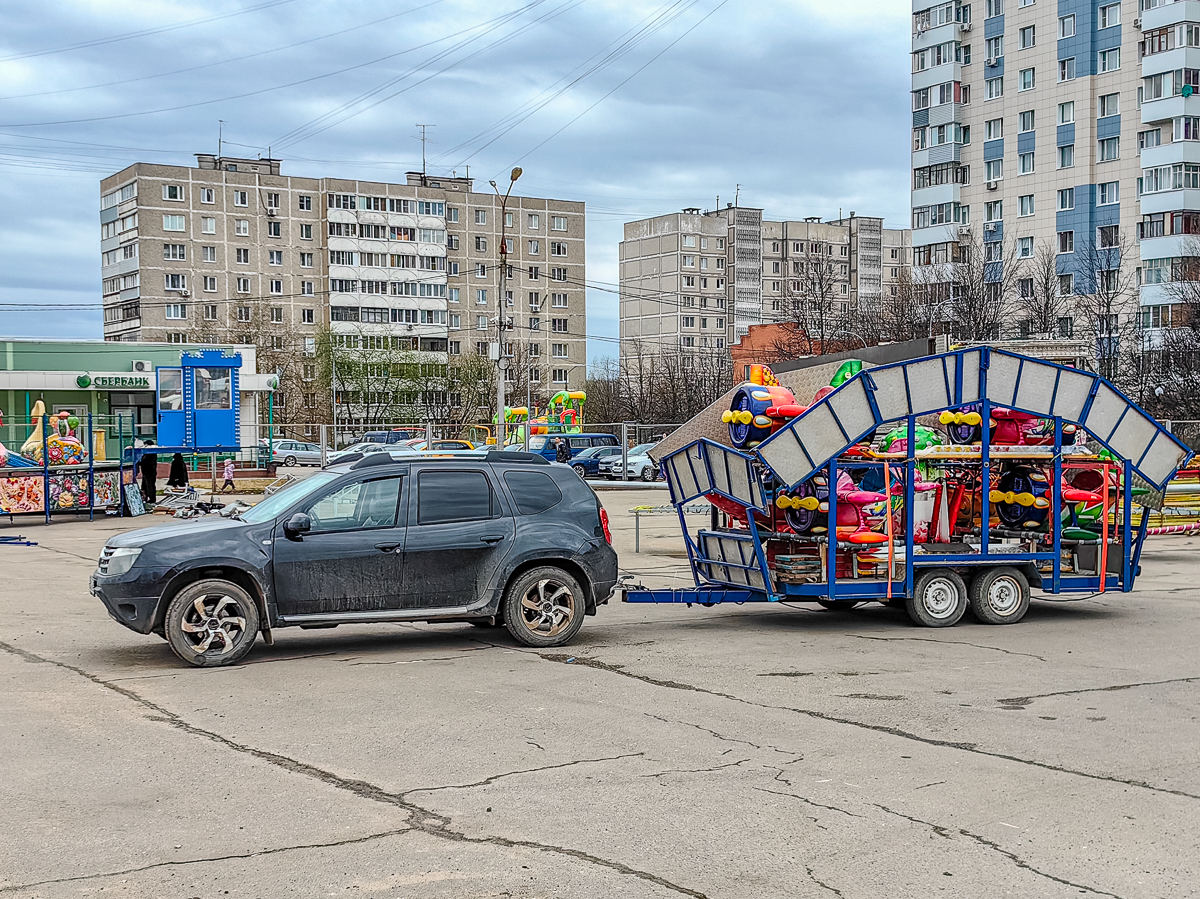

598,443,657,479
363,429,421,444
568,445,623,478
408,439,477,452
621,447,662,482
326,442,418,465
272,440,323,467
509,432,620,463
91,450,619,667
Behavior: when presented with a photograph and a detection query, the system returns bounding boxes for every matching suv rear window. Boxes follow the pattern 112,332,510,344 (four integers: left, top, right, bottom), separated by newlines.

417,470,493,524
504,471,562,515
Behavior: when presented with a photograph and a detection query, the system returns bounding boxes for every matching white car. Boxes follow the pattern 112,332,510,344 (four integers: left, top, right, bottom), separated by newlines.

326,442,417,465
623,451,662,482
600,444,657,480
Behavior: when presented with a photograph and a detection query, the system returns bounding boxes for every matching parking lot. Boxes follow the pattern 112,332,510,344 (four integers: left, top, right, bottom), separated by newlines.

3,490,1199,898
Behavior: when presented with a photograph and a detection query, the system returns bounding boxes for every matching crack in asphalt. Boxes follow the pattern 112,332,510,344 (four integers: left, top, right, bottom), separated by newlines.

998,675,1200,705
805,864,846,898
535,652,1200,801
642,758,750,779
0,828,413,893
0,640,708,899
874,804,1126,899
643,712,804,760
848,634,1047,661
752,787,866,820
407,753,645,794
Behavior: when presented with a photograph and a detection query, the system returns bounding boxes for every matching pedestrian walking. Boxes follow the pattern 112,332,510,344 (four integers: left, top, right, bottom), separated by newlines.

167,452,188,488
554,437,571,464
138,440,158,506
221,457,236,493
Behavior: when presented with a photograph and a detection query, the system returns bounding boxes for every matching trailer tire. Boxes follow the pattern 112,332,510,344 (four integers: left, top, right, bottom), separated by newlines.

906,569,967,627
968,566,1030,625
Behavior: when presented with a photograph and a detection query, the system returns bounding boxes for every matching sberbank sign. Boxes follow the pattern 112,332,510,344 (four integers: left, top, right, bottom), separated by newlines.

76,374,151,389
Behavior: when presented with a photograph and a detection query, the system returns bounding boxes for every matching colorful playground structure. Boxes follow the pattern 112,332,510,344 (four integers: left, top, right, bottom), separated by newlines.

501,390,588,444
626,348,1193,627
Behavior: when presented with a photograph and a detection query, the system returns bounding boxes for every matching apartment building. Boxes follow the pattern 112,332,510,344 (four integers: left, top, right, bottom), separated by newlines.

98,155,587,398
910,0,1199,343
619,207,910,360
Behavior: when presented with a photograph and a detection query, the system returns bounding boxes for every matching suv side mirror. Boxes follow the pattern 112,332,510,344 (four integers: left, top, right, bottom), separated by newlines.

284,512,312,538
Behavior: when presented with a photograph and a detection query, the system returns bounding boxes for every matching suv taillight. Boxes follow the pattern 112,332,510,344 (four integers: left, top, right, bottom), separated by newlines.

599,506,612,545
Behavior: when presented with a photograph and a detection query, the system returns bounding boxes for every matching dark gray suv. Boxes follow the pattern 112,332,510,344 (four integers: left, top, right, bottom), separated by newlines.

91,451,618,667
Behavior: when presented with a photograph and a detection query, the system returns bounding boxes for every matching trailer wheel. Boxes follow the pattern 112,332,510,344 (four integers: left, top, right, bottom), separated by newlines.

906,569,967,627
968,567,1029,625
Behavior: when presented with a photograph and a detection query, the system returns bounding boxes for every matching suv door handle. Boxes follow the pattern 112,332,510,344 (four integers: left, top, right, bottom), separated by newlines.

375,542,401,553
480,535,505,544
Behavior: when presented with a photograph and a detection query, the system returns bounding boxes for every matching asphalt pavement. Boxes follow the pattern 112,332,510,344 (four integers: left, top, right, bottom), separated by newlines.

1,491,1198,898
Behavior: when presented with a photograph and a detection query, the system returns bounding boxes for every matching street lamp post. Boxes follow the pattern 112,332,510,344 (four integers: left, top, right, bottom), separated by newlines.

490,168,522,446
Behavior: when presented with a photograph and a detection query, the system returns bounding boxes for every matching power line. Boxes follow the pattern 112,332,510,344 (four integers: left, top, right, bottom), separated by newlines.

0,2,445,102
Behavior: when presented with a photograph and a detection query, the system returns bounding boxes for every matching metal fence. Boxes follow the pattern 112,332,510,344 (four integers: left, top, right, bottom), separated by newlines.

1165,421,1200,455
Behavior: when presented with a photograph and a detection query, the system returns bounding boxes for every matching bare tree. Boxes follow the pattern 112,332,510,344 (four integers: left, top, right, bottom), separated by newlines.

1071,231,1138,382
879,264,936,342
767,241,850,359
583,356,622,424
948,228,1025,342
1015,239,1070,337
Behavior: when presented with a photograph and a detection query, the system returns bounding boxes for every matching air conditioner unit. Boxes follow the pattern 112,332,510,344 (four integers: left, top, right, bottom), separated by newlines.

131,360,154,373
267,207,278,217
1133,17,1141,28
986,58,998,67
960,21,971,32
985,223,997,232
958,226,971,237
179,289,190,297
405,323,414,331
986,181,998,191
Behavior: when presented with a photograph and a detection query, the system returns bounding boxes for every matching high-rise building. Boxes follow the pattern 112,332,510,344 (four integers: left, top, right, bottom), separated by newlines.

619,207,910,360
909,0,1191,346
98,156,587,416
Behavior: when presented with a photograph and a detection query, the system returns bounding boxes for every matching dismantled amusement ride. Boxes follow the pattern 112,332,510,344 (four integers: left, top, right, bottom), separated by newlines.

624,348,1193,627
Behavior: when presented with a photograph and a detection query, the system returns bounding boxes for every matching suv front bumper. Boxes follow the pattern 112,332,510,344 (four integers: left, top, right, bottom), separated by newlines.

91,567,169,635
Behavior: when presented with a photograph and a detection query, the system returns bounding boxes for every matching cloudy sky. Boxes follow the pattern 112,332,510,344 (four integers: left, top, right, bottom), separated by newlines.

0,0,911,365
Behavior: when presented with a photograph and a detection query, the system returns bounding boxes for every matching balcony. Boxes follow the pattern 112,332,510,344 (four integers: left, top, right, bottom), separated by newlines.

1142,0,1200,31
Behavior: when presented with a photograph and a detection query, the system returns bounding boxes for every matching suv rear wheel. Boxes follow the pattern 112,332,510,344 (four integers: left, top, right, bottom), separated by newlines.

164,579,260,667
503,566,586,647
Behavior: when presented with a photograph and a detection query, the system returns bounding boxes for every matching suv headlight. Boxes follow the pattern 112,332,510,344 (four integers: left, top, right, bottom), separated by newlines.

101,546,142,576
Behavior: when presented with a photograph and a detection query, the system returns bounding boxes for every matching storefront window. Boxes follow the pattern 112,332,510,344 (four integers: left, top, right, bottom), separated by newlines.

195,368,231,409
158,369,183,411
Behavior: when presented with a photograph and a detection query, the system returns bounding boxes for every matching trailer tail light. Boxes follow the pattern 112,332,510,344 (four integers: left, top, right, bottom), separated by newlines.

599,506,613,545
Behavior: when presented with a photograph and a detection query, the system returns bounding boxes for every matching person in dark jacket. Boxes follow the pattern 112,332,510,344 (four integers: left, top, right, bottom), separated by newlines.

167,452,188,488
554,437,571,464
138,440,159,506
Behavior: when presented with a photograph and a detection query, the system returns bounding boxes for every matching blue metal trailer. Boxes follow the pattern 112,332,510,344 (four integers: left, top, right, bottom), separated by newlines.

624,348,1193,626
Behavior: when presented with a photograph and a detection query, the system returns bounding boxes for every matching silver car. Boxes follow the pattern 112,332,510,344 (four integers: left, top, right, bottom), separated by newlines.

599,444,657,479
271,440,323,467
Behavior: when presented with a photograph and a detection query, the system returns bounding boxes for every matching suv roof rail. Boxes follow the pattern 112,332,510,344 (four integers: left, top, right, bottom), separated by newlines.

485,450,549,465
350,452,401,470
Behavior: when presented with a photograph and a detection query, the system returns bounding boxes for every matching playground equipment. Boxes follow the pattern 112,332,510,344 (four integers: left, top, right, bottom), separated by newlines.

18,403,86,466
625,348,1192,627
502,391,588,444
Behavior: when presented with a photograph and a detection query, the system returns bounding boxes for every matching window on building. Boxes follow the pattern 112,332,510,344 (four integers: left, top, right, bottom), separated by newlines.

203,276,216,292
475,209,487,225
236,277,250,293
986,36,1003,60
475,235,487,251
526,213,540,229
529,265,540,280
1018,68,1034,91
1139,129,1162,152
1098,137,1120,161
528,239,540,254
1057,231,1074,253
1058,144,1075,168
298,194,311,211
1059,14,1075,38
985,118,1003,140
233,190,248,207
165,333,187,344
300,252,313,267
1019,151,1035,174
985,159,1003,181
164,302,186,319
986,77,1003,99
1098,48,1120,72
164,273,187,291
475,263,487,279
203,304,218,320
551,318,568,332
1019,195,1034,216
268,249,282,266
1098,225,1120,248
1018,237,1033,258
301,308,314,324
1018,26,1035,49
1098,2,1119,28
1099,93,1120,117
162,243,185,261
236,248,249,264
1058,187,1075,210
985,200,1003,222
1098,181,1119,205
1019,110,1034,132
552,215,567,231
201,217,216,234
476,289,488,305
1058,101,1074,124
1059,57,1075,81
162,214,185,232
267,221,281,238
235,219,249,236
986,0,1002,16
270,279,282,294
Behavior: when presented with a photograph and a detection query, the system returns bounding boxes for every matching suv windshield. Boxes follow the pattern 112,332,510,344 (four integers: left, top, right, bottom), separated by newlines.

242,471,340,523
